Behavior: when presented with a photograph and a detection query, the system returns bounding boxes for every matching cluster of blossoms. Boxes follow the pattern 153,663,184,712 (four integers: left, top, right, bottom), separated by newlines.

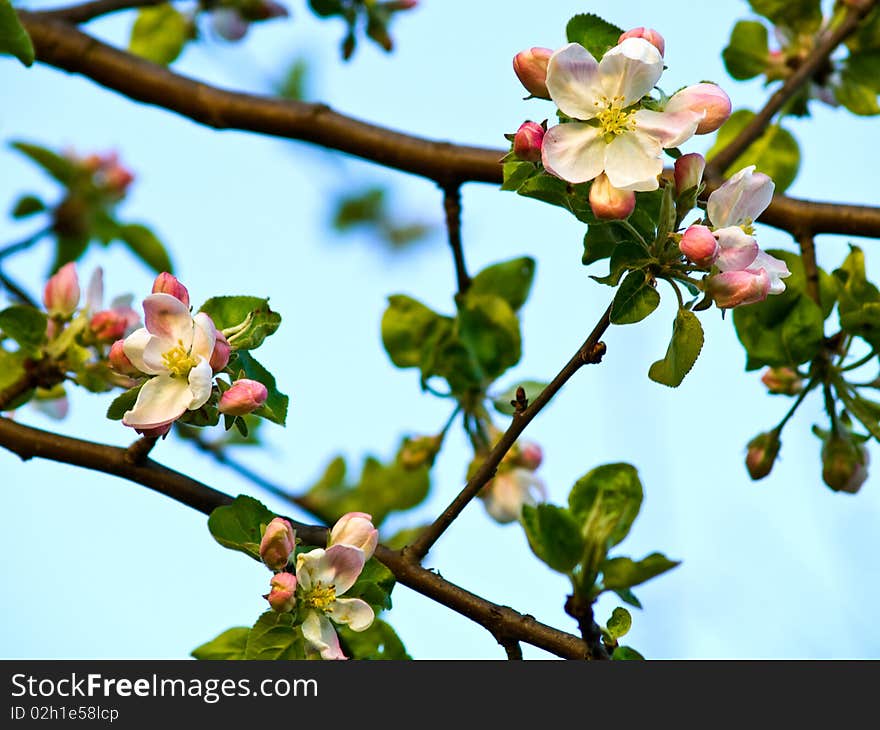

109,273,269,436
260,513,378,660
207,0,289,42
477,437,546,524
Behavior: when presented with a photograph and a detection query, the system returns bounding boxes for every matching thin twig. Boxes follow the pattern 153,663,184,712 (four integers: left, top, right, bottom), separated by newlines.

500,639,523,660
442,183,470,294
37,0,166,24
405,304,613,563
0,267,39,308
125,435,158,464
706,0,878,178
797,232,821,305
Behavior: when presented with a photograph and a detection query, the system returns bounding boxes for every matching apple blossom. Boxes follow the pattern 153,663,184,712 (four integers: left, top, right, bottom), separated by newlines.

328,512,378,560
541,39,701,191
513,47,553,99
746,431,781,480
109,339,139,376
480,467,547,524
265,572,298,613
120,292,219,433
680,225,719,267
761,367,803,396
90,306,139,342
674,152,705,194
218,379,268,416
152,272,190,308
589,172,636,220
513,121,545,162
822,434,869,494
295,545,375,660
43,263,80,317
706,268,771,309
260,517,296,571
664,83,731,134
618,27,665,56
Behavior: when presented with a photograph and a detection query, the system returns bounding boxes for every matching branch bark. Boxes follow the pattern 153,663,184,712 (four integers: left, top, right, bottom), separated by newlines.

37,0,166,24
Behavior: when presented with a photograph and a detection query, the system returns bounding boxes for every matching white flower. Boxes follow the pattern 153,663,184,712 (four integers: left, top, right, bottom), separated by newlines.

481,468,547,524
296,545,374,660
541,39,702,191
121,293,218,432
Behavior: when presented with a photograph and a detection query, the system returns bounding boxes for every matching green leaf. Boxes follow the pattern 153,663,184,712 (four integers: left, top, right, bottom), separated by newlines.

601,552,680,591
569,463,643,556
308,0,344,17
231,351,288,425
418,319,482,395
245,611,305,660
612,645,645,660
11,195,45,218
733,293,824,369
610,271,660,325
614,588,642,609
469,257,535,312
566,13,624,61
748,0,822,34
382,295,445,369
0,305,47,352
836,51,880,116
129,4,188,65
458,293,521,380
207,494,277,562
345,557,396,612
606,607,632,640
200,296,281,351
11,141,77,185
838,388,880,443
590,242,654,287
492,380,548,416
521,504,585,574
582,223,627,266
648,308,704,387
0,347,27,394
517,174,595,223
707,109,800,193
191,627,250,660
117,223,173,274
51,235,90,272
501,160,539,191
337,618,411,660
0,0,34,66
105,384,143,421
722,21,770,80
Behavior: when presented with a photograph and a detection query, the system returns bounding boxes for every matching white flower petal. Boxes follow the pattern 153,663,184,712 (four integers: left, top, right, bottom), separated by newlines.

751,250,792,294
85,268,104,313
329,597,374,632
296,544,365,596
302,610,346,660
545,43,602,120
122,374,193,430
295,550,320,592
187,357,213,410
123,328,165,375
707,166,775,227
541,123,605,184
604,132,662,191
191,312,217,361
633,109,701,149
598,38,663,107
143,293,194,348
714,226,759,272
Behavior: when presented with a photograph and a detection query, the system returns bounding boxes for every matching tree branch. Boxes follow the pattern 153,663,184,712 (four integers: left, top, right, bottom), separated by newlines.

405,304,612,562
0,415,591,659
706,0,878,178
797,232,821,305
38,0,167,24
443,183,470,294
17,14,880,239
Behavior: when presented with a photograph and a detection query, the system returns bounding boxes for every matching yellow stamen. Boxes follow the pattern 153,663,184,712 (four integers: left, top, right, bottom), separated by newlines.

594,95,637,142
305,582,337,612
162,339,198,377
740,219,755,235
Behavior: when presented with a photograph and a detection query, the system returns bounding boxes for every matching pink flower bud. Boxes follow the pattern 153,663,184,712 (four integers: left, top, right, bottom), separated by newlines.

674,153,705,194
760,367,803,396
43,263,80,317
589,173,636,220
707,268,771,309
680,225,719,267
151,273,190,308
822,435,869,494
265,572,297,613
518,440,543,470
513,47,553,99
665,83,732,135
210,330,231,372
746,431,781,480
211,8,250,41
259,517,296,571
618,27,665,56
218,379,268,416
109,339,139,376
90,309,131,341
385,0,418,10
513,121,544,162
328,512,378,560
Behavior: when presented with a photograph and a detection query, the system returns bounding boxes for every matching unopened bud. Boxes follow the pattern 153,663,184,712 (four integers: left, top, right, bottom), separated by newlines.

259,517,296,570
328,512,378,560
151,272,190,308
674,152,705,195
219,379,268,416
43,263,80,317
210,330,231,372
109,339,139,376
707,269,771,309
822,434,869,494
589,173,635,220
618,27,665,56
383,0,417,10
513,47,553,99
761,367,803,396
90,309,133,341
680,225,719,267
746,431,781,480
265,572,297,612
513,121,544,162
665,83,731,134
518,440,543,470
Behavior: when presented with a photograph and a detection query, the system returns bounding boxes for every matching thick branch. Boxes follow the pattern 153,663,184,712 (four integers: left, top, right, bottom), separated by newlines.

0,415,590,659
707,1,878,177
38,0,166,24
406,304,612,562
18,14,880,238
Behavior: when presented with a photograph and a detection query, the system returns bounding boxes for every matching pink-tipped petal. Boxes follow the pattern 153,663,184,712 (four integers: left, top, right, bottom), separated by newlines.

143,293,195,346
541,123,605,183
191,312,218,361
545,43,602,120
187,357,214,410
708,269,771,308
632,108,702,149
329,597,374,632
604,132,662,191
122,328,164,375
751,250,791,294
714,226,759,272
302,610,347,660
597,37,663,107
707,166,775,227
122,374,192,430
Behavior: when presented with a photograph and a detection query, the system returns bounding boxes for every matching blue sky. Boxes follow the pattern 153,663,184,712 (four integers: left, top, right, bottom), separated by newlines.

2,0,879,659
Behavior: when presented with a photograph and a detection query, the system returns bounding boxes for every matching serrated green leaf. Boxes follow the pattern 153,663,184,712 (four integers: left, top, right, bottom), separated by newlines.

118,223,173,274
0,305,46,352
566,13,624,61
0,0,34,66
129,4,188,65
601,552,680,590
458,293,521,380
501,160,539,191
648,308,704,387
722,21,770,81
382,294,445,369
606,606,632,639
230,351,288,426
469,257,535,312
191,627,250,660
200,296,281,351
345,557,396,613
521,504,585,574
105,384,143,421
492,380,548,416
245,611,304,660
590,242,655,287
610,271,660,325
207,494,277,562
517,174,595,223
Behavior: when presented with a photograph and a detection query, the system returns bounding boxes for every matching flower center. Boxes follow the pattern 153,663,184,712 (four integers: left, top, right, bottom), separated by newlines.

305,582,337,612
740,219,756,235
162,339,198,377
595,95,636,141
